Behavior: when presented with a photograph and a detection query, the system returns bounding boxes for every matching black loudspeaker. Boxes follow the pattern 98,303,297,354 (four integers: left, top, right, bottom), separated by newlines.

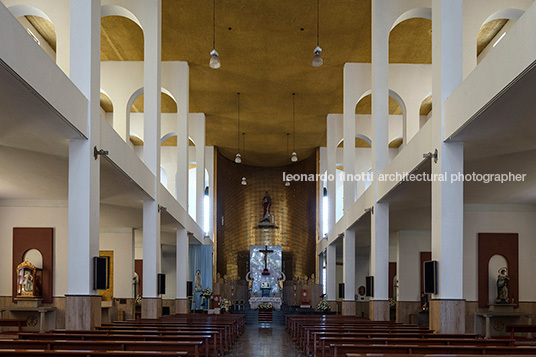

423,260,438,294
93,257,108,290
187,281,193,297
338,283,345,299
157,273,166,295
365,276,374,297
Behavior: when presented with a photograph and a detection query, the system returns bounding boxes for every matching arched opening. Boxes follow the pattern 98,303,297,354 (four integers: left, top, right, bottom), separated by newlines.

389,17,432,64
128,91,178,160
476,9,524,64
23,249,43,269
100,90,114,127
354,93,405,150
488,254,508,305
419,94,432,128
11,6,56,63
101,10,144,61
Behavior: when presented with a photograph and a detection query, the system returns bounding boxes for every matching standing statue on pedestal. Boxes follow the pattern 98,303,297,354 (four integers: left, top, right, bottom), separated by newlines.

195,270,202,291
496,267,510,304
259,192,273,224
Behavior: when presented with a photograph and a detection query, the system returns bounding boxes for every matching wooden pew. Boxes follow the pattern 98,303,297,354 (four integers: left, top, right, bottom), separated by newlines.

0,319,27,333
507,324,536,340
0,339,203,357
19,333,213,357
330,343,536,357
0,350,187,356
49,330,221,357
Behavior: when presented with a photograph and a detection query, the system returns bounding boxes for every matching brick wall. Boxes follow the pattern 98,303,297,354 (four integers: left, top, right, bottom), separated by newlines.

216,150,317,280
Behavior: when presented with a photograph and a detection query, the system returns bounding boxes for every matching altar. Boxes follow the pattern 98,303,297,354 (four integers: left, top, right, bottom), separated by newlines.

249,297,282,310
248,245,285,309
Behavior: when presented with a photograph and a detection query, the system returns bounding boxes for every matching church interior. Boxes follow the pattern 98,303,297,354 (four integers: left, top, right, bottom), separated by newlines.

1,0,536,355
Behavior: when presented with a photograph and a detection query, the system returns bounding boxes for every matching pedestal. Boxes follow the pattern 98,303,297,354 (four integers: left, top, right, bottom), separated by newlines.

65,295,102,330
14,298,42,308
429,299,465,334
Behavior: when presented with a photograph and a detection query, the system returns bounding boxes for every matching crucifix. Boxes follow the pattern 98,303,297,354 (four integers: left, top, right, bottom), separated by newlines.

259,245,274,272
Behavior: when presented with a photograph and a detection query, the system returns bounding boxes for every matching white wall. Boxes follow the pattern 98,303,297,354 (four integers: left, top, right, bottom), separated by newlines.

463,205,536,302
0,204,68,297
99,229,135,299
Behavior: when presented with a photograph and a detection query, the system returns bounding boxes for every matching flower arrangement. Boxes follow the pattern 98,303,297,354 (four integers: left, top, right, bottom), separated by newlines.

201,287,213,299
219,298,231,312
317,299,331,313
257,302,273,310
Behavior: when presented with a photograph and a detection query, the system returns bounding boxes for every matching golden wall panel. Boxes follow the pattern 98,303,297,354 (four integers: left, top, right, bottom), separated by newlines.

216,151,317,280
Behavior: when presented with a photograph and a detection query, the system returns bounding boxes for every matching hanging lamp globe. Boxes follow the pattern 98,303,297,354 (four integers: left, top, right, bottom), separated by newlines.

209,49,221,69
312,46,323,67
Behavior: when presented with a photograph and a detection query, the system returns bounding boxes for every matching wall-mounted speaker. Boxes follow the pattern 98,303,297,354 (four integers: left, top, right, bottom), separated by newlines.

338,283,345,299
365,276,374,297
93,257,108,290
157,273,166,295
423,260,438,294
187,281,193,297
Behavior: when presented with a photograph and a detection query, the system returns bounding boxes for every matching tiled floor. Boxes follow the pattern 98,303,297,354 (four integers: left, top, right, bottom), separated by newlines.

227,324,305,357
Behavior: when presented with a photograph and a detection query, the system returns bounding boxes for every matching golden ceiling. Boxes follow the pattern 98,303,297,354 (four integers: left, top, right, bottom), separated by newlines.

24,1,504,166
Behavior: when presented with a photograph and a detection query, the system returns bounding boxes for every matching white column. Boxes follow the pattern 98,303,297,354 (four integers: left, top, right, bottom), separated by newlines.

430,0,465,334
326,115,339,232
342,229,356,315
195,115,206,228
176,68,189,209
326,243,337,302
369,0,390,321
112,98,128,142
142,0,162,319
175,226,189,313
66,0,101,330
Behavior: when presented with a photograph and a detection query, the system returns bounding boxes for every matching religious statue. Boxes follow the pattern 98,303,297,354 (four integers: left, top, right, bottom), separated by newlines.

246,272,254,290
195,270,202,291
496,267,510,304
16,260,41,298
278,272,286,290
259,192,273,224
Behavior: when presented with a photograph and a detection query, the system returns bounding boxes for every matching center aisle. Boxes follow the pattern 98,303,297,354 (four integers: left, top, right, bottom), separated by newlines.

226,324,304,357
228,309,304,356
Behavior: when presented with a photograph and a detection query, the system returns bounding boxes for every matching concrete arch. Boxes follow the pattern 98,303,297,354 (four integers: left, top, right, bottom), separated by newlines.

353,89,407,118
160,132,196,146
482,8,524,24
100,4,143,30
390,7,432,31
8,4,52,22
356,134,372,146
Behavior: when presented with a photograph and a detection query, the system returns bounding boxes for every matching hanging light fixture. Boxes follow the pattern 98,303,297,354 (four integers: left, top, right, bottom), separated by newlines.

285,133,291,186
312,0,323,67
209,0,221,69
291,93,298,162
241,177,247,185
235,93,242,163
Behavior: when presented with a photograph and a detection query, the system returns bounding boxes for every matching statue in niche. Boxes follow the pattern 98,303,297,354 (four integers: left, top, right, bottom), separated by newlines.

195,270,202,291
259,192,273,225
246,272,254,290
496,267,510,304
16,260,41,298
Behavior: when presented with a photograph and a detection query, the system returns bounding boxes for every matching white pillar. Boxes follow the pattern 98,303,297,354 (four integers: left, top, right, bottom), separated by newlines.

176,68,189,209
430,0,465,334
141,0,162,319
342,229,356,315
194,115,206,228
66,0,101,330
369,0,390,321
326,115,339,232
113,97,128,142
326,243,337,302
175,226,189,313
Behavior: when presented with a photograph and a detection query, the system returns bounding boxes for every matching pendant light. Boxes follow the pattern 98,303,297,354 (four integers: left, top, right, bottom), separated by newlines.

209,0,221,69
240,133,247,185
291,93,298,162
241,177,247,185
235,93,242,163
312,0,323,67
285,133,291,186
